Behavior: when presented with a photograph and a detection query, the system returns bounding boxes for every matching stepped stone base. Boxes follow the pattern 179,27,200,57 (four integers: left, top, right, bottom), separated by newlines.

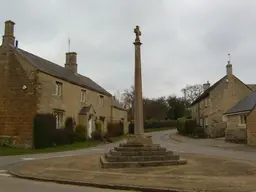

100,135,187,168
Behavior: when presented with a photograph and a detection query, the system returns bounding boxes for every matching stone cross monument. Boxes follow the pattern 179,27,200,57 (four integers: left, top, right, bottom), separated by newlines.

133,25,144,135
100,26,187,168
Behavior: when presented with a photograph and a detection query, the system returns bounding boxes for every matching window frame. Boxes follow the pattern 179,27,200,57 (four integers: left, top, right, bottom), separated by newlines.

55,81,63,96
99,95,104,107
53,110,64,129
239,114,247,125
80,89,86,102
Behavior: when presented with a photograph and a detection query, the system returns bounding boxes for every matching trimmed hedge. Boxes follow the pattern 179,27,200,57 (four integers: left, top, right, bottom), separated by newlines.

129,120,177,134
107,122,124,137
33,114,56,149
177,117,205,138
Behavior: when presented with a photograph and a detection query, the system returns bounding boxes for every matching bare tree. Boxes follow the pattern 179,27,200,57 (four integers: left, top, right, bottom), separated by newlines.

181,84,204,104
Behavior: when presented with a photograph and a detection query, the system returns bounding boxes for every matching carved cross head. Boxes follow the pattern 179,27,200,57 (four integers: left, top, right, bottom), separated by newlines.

134,25,141,42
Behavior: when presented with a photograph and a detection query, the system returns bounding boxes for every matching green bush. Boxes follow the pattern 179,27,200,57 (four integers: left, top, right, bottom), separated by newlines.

128,120,177,134
65,117,75,132
176,117,196,136
72,124,87,141
95,120,103,133
91,130,103,141
185,119,196,134
0,137,13,147
107,122,124,137
177,117,186,134
193,126,206,138
33,114,56,149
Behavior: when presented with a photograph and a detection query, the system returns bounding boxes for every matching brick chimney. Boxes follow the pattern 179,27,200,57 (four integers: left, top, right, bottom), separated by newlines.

65,52,77,73
203,81,210,91
2,20,15,47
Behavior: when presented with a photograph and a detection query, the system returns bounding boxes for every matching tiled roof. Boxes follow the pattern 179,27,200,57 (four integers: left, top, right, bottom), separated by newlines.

111,98,126,111
246,84,256,91
191,75,254,106
225,91,256,115
191,76,226,106
13,47,112,96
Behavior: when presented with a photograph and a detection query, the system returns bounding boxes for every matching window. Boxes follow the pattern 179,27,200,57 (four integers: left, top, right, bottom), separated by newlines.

200,118,203,126
239,114,247,125
55,82,63,96
53,110,64,129
99,95,104,107
205,98,208,107
204,117,208,127
80,90,86,102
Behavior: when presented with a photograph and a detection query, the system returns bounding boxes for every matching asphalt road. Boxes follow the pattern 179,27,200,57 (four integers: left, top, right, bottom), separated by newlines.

1,130,256,192
0,176,129,192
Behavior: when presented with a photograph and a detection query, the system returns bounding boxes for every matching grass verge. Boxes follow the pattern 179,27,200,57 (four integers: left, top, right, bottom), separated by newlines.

0,135,127,156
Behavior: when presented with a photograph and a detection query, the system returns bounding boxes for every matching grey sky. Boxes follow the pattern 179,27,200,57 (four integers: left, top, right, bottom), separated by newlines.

1,0,256,98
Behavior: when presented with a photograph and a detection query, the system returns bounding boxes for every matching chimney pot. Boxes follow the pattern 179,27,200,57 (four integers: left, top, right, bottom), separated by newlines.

65,52,77,73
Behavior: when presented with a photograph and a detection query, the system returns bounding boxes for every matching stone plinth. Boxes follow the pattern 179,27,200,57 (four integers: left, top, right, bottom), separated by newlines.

100,135,187,168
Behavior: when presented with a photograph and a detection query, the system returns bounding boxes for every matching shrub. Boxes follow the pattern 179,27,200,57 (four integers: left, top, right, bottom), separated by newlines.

177,117,196,136
177,117,186,134
185,119,196,134
129,120,177,134
194,126,206,138
33,114,56,149
65,117,75,132
72,124,87,142
107,122,124,137
0,137,13,147
91,130,103,141
52,128,72,146
95,120,103,133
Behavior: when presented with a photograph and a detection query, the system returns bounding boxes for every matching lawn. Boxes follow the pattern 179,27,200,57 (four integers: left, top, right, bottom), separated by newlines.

0,135,126,156
0,128,174,156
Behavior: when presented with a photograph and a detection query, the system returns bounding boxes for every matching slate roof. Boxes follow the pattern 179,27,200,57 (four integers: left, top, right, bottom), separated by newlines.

79,105,96,115
191,76,227,106
224,91,256,115
246,84,256,91
12,47,112,96
112,98,126,111
191,75,254,106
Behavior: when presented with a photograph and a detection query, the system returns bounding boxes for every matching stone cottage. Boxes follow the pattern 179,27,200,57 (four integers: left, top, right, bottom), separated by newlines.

223,91,256,145
0,20,127,148
190,59,255,138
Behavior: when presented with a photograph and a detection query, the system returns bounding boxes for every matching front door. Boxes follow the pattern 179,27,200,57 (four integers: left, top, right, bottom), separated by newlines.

88,117,92,138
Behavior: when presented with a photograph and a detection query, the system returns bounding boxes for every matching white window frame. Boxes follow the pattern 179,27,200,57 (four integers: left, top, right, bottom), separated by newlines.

80,89,86,102
239,114,247,125
55,82,63,96
99,95,104,107
53,110,64,129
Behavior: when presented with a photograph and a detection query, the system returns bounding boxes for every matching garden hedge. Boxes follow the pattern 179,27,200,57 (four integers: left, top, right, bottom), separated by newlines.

128,120,177,134
177,117,205,138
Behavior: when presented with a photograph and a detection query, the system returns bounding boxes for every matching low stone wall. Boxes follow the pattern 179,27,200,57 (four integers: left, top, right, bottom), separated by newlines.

225,127,247,144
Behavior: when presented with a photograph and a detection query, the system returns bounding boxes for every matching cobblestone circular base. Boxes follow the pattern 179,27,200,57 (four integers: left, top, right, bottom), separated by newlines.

9,154,256,192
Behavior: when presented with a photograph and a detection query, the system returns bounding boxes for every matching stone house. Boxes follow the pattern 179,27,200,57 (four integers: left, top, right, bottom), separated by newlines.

0,20,127,148
223,91,256,145
190,59,255,138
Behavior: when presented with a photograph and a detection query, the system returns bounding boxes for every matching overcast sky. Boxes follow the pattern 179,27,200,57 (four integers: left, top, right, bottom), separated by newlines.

1,0,256,99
